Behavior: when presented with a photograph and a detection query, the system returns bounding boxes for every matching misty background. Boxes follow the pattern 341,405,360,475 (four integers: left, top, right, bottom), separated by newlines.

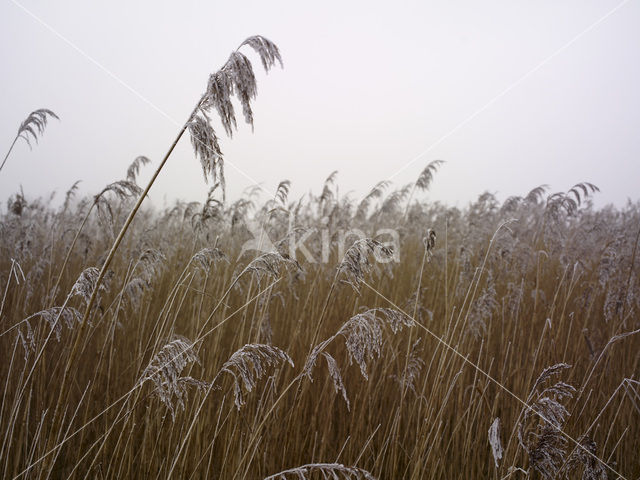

1,0,639,210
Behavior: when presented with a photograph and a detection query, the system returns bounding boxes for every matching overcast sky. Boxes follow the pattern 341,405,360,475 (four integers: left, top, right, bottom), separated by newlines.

1,0,639,210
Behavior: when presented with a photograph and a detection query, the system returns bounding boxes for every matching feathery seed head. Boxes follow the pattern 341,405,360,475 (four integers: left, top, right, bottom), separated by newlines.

16,108,59,148
518,364,576,479
188,113,224,185
415,159,444,192
219,343,293,410
140,336,209,420
338,238,394,293
126,155,151,184
240,35,283,72
488,417,503,469
263,463,375,480
191,247,228,273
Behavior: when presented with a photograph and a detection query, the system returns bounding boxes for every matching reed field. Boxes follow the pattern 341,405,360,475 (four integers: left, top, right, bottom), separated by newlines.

1,36,639,479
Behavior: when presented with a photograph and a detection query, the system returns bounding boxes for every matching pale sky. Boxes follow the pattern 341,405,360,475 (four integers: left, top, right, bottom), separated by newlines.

1,0,639,210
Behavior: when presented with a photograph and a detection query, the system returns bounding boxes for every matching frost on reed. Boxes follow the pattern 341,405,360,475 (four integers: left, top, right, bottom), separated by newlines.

125,155,151,184
93,180,144,235
1,108,59,174
71,267,108,305
191,247,228,273
220,343,294,410
545,182,600,220
424,228,436,259
304,308,414,408
95,180,143,201
390,337,425,395
123,248,166,308
263,462,376,480
189,35,282,190
5,288,92,358
321,351,351,410
4,144,640,478
564,436,608,480
414,160,445,192
21,306,83,344
134,248,166,278
340,308,413,379
191,184,225,232
319,171,338,212
243,251,301,283
355,181,390,221
377,184,412,217
488,417,503,469
15,108,59,146
188,113,224,185
404,289,433,323
337,239,394,294
273,180,291,207
467,271,498,338
140,336,209,420
518,363,577,479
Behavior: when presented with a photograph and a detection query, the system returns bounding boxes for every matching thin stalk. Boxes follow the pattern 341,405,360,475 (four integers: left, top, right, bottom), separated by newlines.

401,182,418,221
361,280,624,480
0,137,19,174
44,98,203,467
49,202,97,307
620,223,640,323
13,280,278,479
388,242,428,472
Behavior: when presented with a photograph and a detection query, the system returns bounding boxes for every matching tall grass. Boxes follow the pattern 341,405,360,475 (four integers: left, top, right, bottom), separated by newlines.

1,37,640,479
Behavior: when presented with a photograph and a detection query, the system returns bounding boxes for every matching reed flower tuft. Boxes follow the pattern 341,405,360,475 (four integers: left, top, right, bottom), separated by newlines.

16,109,59,149
140,336,209,419
220,343,294,410
263,462,375,480
338,239,394,294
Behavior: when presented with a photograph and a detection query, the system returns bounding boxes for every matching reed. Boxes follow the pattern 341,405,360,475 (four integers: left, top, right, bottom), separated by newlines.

1,36,639,479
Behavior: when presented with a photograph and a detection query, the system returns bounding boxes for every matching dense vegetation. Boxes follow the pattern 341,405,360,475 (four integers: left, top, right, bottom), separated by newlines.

1,35,639,480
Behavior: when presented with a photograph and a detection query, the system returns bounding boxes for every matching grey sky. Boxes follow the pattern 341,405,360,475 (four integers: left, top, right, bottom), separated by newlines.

1,0,639,210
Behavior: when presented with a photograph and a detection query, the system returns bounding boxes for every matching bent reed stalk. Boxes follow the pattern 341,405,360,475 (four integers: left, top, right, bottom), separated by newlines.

43,35,283,468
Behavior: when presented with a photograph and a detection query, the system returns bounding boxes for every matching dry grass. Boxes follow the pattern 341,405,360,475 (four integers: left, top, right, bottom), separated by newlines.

1,36,640,480
1,172,639,479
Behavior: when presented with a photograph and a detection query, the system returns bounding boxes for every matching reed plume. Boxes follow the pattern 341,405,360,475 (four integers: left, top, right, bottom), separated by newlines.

337,239,394,293
1,108,59,174
219,343,293,410
263,463,375,480
140,336,210,419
